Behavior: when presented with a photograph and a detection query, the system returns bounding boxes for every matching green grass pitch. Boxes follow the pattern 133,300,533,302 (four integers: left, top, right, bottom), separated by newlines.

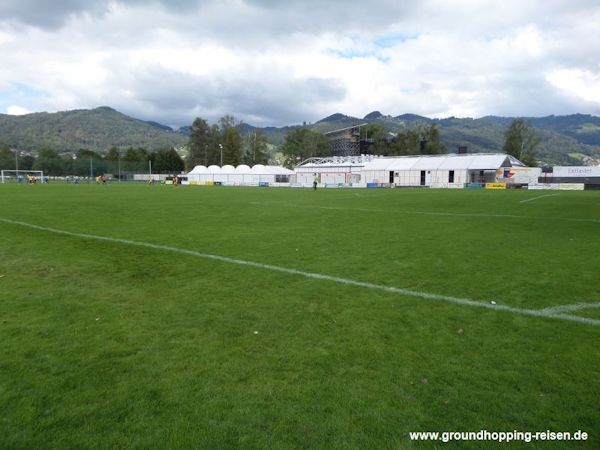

1,183,599,448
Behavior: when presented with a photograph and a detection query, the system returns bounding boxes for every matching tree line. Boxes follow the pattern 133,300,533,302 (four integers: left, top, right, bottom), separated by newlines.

1,116,540,175
278,123,447,167
0,144,184,177
276,119,539,167
187,115,269,167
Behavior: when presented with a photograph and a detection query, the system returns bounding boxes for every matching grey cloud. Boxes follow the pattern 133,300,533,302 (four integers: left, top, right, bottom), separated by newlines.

0,0,110,29
216,76,346,125
3,0,600,126
471,72,600,118
243,0,416,33
107,65,345,127
3,0,599,38
0,0,205,29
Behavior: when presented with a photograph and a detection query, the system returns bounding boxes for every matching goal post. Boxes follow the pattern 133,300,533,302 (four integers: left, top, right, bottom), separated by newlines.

1,170,45,184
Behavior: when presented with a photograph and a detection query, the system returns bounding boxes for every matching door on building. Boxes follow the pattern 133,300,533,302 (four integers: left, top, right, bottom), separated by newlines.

389,171,394,184
420,170,426,186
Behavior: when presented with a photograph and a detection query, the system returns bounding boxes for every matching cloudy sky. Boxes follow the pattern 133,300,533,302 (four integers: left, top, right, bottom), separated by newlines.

1,0,599,127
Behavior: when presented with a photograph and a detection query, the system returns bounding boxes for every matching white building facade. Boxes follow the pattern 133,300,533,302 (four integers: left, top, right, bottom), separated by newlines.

185,164,293,186
294,153,535,188
360,154,532,188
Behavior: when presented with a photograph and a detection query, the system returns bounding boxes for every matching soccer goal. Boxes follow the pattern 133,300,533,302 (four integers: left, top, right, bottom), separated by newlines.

0,170,45,184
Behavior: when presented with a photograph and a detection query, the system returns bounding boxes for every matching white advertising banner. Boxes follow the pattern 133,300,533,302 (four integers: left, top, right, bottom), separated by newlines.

496,167,541,183
552,166,600,177
528,183,584,190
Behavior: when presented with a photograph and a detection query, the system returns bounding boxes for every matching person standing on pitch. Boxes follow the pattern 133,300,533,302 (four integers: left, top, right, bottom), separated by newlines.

313,173,318,191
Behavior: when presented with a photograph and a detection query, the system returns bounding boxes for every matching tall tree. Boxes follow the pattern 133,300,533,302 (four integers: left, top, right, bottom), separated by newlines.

218,115,237,130
502,119,540,166
389,129,421,155
206,124,221,166
153,148,184,173
123,147,148,162
420,124,447,155
121,147,150,173
187,117,213,168
0,145,16,170
187,115,244,167
106,146,120,161
222,126,242,166
242,130,269,165
105,146,121,177
215,115,243,166
280,128,329,167
67,149,107,176
33,148,63,175
363,124,389,155
19,155,35,171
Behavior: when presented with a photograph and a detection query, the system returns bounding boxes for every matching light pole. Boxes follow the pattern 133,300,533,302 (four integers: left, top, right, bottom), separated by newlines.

118,150,121,182
204,144,208,166
14,150,18,172
219,144,223,167
90,157,93,179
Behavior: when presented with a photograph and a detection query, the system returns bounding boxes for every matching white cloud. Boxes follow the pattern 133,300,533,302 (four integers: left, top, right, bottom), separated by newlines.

0,0,599,126
546,69,600,103
7,105,30,115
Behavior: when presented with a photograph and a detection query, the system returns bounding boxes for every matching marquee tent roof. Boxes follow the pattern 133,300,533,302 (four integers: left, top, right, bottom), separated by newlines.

362,153,526,172
187,164,293,175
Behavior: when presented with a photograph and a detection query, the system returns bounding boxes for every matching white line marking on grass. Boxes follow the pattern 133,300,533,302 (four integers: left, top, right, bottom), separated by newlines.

541,302,600,314
2,217,600,327
248,201,600,224
520,194,560,203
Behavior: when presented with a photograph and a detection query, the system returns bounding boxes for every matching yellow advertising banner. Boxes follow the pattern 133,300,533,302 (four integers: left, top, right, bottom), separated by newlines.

485,182,507,190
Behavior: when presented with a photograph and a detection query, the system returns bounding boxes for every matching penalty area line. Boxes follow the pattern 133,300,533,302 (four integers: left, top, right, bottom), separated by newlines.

520,194,560,203
1,217,599,327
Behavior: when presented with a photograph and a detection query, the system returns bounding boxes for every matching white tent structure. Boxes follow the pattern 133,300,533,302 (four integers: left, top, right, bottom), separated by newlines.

293,155,377,187
361,153,530,188
185,164,293,186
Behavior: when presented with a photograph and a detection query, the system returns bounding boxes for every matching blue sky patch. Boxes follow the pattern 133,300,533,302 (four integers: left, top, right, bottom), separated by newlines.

328,48,390,63
0,83,47,114
373,33,418,48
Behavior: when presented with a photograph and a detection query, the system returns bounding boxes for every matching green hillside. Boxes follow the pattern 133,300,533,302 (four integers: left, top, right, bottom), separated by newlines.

249,111,600,165
2,106,600,165
436,116,600,165
288,112,600,165
0,107,188,152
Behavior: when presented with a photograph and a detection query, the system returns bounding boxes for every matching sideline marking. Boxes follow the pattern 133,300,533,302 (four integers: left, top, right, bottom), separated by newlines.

541,302,600,314
1,217,599,327
520,194,560,204
249,201,600,224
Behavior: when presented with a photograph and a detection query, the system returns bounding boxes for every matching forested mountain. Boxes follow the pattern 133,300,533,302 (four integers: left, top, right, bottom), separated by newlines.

1,106,600,165
290,111,600,165
0,106,187,152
